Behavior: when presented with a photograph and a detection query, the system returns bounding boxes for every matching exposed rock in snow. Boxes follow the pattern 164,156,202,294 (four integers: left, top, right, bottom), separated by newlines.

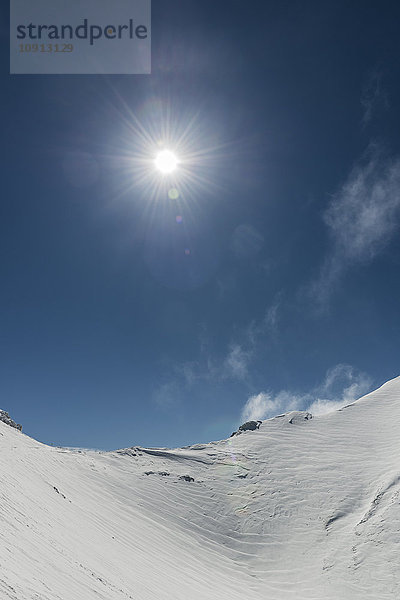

179,474,195,482
287,411,313,424
231,419,263,436
239,419,262,431
0,409,22,431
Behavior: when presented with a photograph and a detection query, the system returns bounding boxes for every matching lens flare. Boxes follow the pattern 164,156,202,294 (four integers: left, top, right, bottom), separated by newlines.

168,188,180,200
110,96,229,206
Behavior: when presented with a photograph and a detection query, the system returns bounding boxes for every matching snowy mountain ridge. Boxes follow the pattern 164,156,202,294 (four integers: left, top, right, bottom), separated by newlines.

1,376,400,599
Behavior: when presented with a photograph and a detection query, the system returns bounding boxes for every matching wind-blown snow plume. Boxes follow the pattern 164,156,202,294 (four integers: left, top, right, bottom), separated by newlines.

240,392,279,422
306,364,373,415
240,364,373,422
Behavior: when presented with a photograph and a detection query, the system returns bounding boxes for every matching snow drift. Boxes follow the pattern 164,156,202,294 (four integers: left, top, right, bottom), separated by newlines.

1,377,400,599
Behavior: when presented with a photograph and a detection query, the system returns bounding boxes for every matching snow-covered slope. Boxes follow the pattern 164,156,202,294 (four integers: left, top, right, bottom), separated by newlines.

1,377,400,600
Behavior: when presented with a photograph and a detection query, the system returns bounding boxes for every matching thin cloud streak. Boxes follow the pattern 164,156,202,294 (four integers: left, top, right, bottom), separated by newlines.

309,150,400,308
152,302,279,408
223,344,251,381
361,70,389,126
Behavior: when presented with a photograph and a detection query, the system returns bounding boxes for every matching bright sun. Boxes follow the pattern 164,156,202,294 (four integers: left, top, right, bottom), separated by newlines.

155,150,179,174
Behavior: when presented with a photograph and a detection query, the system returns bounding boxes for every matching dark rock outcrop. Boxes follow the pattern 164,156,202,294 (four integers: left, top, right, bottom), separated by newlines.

239,420,262,432
179,475,194,482
0,410,22,431
230,420,262,437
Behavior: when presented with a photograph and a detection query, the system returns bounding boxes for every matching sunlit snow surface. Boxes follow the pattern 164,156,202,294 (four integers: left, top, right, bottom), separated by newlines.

1,377,400,599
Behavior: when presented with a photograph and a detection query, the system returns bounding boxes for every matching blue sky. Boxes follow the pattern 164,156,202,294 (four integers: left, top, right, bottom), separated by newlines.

1,1,400,449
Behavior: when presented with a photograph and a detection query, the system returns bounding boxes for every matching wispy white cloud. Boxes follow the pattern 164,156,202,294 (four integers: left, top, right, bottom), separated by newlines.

153,381,181,408
231,224,265,258
153,338,253,407
170,297,283,392
324,153,400,261
223,344,251,380
240,364,373,423
215,273,237,301
219,296,283,382
246,294,282,346
152,289,287,410
309,150,400,307
179,342,252,384
361,70,389,126
264,300,280,330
